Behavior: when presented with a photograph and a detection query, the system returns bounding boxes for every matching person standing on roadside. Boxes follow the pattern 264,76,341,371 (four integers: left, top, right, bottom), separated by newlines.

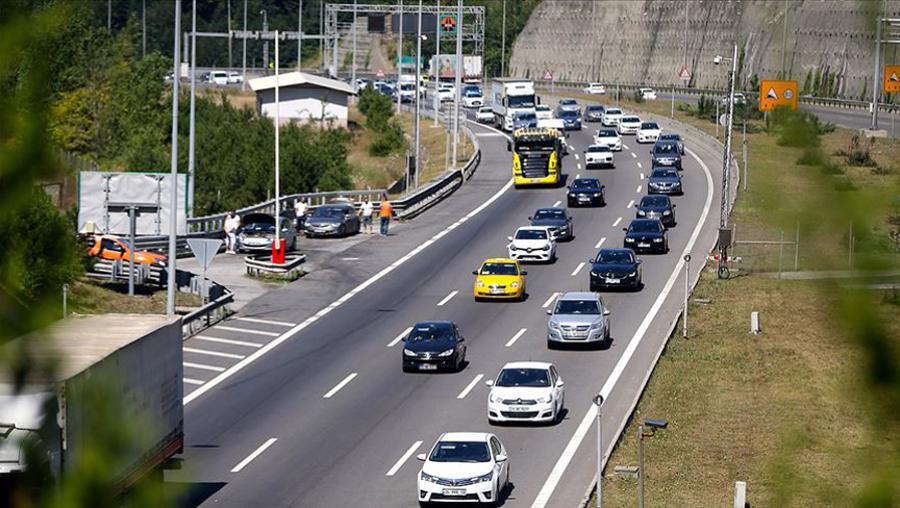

223,212,239,254
378,195,394,236
360,198,374,234
294,198,308,231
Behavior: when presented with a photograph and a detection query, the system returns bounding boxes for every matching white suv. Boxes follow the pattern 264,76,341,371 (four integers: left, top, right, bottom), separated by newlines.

486,362,566,424
417,432,510,505
507,226,556,263
636,121,662,143
617,115,642,135
600,108,623,127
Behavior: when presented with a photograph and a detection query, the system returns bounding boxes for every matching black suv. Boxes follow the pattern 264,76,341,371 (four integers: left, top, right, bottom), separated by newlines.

402,321,467,373
635,195,676,227
650,141,682,169
589,248,642,291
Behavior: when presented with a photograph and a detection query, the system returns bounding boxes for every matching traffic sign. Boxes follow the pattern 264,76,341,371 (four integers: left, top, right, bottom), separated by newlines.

678,67,691,81
883,65,900,93
758,79,798,111
187,238,222,271
543,69,553,81
376,69,385,79
440,14,457,34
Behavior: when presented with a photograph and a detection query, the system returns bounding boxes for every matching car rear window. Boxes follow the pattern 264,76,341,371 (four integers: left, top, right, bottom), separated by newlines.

587,145,610,153
597,129,617,137
641,123,659,129
622,116,640,122
534,209,565,220
605,109,622,115
652,168,678,178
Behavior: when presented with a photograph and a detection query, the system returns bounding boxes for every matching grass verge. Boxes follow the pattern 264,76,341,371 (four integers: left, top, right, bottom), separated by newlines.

68,279,202,315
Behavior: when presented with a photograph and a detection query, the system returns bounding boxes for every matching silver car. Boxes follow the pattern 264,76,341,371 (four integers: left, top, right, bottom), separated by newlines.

237,213,298,252
546,292,611,348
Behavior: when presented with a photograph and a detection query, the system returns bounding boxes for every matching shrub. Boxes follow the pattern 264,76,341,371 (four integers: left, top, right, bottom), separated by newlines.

369,122,406,156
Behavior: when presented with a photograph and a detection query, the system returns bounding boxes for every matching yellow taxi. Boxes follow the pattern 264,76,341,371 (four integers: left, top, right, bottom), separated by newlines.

472,258,527,301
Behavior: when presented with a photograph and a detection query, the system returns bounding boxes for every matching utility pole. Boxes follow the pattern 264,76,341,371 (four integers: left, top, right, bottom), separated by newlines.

718,43,738,279
227,0,233,69
261,9,269,75
780,0,788,78
415,0,423,188
452,0,462,168
298,0,303,70
142,0,146,58
434,0,440,127
275,31,281,259
188,0,197,218
167,0,182,317
320,0,325,72
397,0,404,114
242,0,248,91
682,0,687,69
871,7,884,130
352,0,358,87
500,0,506,77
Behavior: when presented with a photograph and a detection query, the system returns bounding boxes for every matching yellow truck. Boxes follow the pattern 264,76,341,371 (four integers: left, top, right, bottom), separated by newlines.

509,127,564,187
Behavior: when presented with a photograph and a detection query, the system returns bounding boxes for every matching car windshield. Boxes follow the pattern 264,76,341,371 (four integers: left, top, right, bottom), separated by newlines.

622,116,640,123
533,209,565,220
516,229,548,240
515,112,537,122
407,323,454,343
465,90,480,97
560,99,576,105
559,110,578,118
311,206,348,218
479,107,491,113
654,144,678,154
480,263,518,275
606,109,622,115
652,168,678,178
587,145,610,153
630,221,661,232
555,299,601,315
572,179,600,189
430,441,491,463
496,368,551,387
641,122,659,130
536,105,550,111
660,134,680,140
597,250,634,264
400,83,416,91
597,129,617,137
641,196,670,207
587,105,603,111
244,222,275,232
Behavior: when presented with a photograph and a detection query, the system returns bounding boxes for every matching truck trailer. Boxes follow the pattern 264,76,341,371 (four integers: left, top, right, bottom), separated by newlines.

491,78,537,131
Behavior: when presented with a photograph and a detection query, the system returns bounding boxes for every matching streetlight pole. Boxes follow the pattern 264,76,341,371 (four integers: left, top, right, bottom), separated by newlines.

414,0,423,188
683,254,691,338
500,0,506,77
167,0,182,317
261,9,269,75
298,0,303,70
593,394,604,508
227,0,233,69
275,31,281,259
434,0,440,127
142,0,146,58
397,0,404,114
717,43,738,279
241,0,247,91
871,13,884,130
451,0,462,168
352,0,358,88
188,0,197,218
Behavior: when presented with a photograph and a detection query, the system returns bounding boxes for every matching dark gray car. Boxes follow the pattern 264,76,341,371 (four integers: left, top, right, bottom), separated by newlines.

529,207,574,241
303,203,361,237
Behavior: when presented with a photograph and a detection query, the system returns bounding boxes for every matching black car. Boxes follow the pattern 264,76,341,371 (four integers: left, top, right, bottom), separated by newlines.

584,104,605,122
558,109,582,131
648,167,684,195
635,195,676,227
650,141,683,169
567,178,606,207
529,207,574,241
623,218,668,253
402,321,467,372
589,248,642,291
658,133,684,155
303,203,361,237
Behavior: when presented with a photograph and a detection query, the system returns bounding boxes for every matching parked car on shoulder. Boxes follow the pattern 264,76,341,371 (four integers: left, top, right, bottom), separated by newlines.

302,203,361,237
583,82,606,95
589,248,642,291
85,234,166,266
238,212,298,252
639,87,657,100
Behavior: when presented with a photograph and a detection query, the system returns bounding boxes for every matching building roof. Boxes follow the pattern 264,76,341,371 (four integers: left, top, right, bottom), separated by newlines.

249,71,354,95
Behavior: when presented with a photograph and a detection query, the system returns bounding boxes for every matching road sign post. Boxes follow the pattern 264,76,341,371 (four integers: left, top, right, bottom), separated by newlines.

543,69,553,93
679,66,691,87
187,238,223,304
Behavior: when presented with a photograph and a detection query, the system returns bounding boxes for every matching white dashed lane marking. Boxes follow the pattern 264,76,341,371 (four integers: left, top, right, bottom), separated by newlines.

570,262,586,277
387,326,413,347
636,185,642,193
505,328,527,347
437,290,459,306
595,237,607,249
626,200,635,209
457,374,485,399
323,373,358,399
542,292,560,308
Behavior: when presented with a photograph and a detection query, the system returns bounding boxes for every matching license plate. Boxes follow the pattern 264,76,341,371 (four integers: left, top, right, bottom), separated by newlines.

531,179,541,183
638,243,650,248
605,278,620,284
418,364,438,370
442,489,466,496
508,406,532,411
490,288,505,294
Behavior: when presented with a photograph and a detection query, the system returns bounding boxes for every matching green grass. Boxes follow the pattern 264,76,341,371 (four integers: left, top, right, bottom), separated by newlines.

68,279,201,315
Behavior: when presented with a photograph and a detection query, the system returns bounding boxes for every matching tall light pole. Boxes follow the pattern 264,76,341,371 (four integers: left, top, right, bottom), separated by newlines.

142,0,146,58
414,0,423,188
593,394,604,508
107,0,112,33
352,0,358,87
500,0,506,77
780,0,788,78
871,10,884,130
298,0,303,70
714,44,738,279
167,0,182,317
241,0,247,90
188,0,197,218
227,0,233,69
451,0,462,168
261,9,269,75
434,0,441,127
275,31,281,259
397,0,404,114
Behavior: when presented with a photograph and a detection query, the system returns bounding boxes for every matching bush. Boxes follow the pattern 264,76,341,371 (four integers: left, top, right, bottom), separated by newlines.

632,89,645,103
358,86,395,130
845,135,877,167
796,147,825,166
369,122,406,156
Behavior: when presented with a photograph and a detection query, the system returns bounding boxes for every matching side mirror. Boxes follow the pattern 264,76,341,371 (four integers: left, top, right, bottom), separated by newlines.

507,236,513,241
495,454,508,463
527,217,532,221
622,228,628,232
537,96,542,105
416,453,427,461
472,270,478,275
458,337,465,342
485,379,494,387
603,309,611,316
556,380,565,388
545,309,553,315
588,257,594,263
672,204,677,208
521,271,528,276
636,259,643,265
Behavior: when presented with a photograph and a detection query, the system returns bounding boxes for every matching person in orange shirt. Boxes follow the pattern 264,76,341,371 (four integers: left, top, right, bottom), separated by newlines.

379,195,394,236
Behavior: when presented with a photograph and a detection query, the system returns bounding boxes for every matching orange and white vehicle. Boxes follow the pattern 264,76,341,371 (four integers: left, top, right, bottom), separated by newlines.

85,234,166,265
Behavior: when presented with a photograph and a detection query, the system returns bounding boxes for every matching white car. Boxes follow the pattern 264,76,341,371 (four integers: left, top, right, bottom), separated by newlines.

507,226,556,263
584,144,614,169
639,87,657,100
417,432,510,505
476,106,494,123
437,84,455,103
600,107,623,127
583,82,606,95
636,121,662,143
617,115,642,135
721,92,746,106
463,91,483,108
486,361,565,424
227,72,243,84
593,128,622,151
534,104,553,120
211,71,229,86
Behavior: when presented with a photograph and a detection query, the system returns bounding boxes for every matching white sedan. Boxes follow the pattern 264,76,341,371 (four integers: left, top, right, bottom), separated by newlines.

507,226,556,263
534,104,553,120
617,115,642,135
476,106,494,124
437,85,455,103
600,107,623,127
584,144,615,169
593,128,622,151
636,121,662,143
487,362,565,424
639,87,657,100
417,432,510,504
583,82,606,95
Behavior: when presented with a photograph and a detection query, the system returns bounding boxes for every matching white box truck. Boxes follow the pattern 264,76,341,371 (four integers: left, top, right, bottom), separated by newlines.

0,314,183,497
491,78,537,131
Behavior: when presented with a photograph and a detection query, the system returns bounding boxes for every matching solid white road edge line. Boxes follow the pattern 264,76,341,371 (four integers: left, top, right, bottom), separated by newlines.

541,292,559,309
233,317,296,327
570,262,586,277
457,374,485,399
386,440,424,476
323,372,358,399
388,326,414,347
195,336,263,348
183,166,516,405
231,438,278,473
529,142,715,508
184,347,246,360
594,237,606,249
215,326,280,337
437,290,459,307
612,217,622,227
505,328,527,347
183,362,226,372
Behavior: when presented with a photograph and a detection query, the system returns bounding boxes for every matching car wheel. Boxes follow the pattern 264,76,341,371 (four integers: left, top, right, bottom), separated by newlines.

338,225,346,237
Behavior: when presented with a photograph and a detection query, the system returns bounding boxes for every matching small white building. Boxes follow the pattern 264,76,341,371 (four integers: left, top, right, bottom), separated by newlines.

249,71,354,129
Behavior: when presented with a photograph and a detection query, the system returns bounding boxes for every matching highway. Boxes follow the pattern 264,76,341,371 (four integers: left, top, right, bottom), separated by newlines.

167,101,724,507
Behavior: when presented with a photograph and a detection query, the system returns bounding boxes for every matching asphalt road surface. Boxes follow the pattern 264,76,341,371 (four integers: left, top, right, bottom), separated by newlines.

167,101,724,507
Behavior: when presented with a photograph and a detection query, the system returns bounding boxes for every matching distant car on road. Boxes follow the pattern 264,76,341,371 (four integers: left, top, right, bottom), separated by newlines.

472,258,526,301
567,177,606,207
623,218,668,253
402,321,467,373
639,87,657,100
583,82,607,95
651,142,683,169
636,122,662,143
437,83,455,103
486,362,566,424
462,85,483,108
555,98,581,115
584,144,614,169
227,72,243,84
529,207,573,241
476,106,494,123
658,132,685,155
648,166,684,194
721,92,746,106
635,194,676,227
416,432,510,505
534,104,553,120
589,248,642,291
584,104,605,122
593,128,622,151
601,107,623,127
238,212,298,252
557,109,582,130
512,110,538,130
211,71,229,86
507,226,557,263
546,291,611,348
617,115,641,135
302,203,361,237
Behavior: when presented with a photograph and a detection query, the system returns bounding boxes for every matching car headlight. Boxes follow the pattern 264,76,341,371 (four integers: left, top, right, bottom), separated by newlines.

490,393,503,403
625,237,635,242
590,270,599,276
510,281,520,288
476,280,484,287
403,348,416,356
548,321,560,330
542,244,551,251
637,210,646,216
438,349,454,357
653,237,664,242
536,396,551,404
474,472,493,483
663,210,671,215
628,271,638,277
421,472,439,483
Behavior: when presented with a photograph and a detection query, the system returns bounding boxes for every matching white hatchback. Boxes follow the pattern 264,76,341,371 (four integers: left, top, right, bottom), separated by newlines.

507,226,556,263
636,121,662,143
583,82,606,95
601,108,623,127
593,128,622,151
534,104,553,120
617,115,642,135
417,432,510,504
487,361,565,424
639,87,657,100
